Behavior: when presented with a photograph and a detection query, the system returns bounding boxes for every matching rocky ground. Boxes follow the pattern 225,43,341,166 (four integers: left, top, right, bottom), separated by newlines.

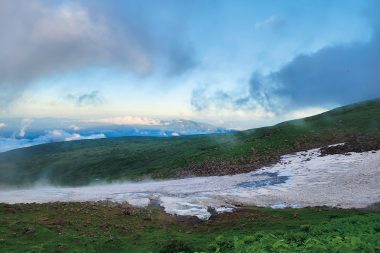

320,137,380,155
176,136,380,178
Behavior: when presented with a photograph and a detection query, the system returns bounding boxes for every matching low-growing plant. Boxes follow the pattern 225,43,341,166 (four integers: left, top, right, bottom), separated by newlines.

204,214,380,253
158,240,193,253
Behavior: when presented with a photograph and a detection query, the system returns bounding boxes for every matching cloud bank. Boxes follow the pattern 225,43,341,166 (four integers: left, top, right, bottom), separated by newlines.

85,116,161,126
249,11,380,110
0,0,197,108
249,38,380,110
0,130,105,153
192,5,380,115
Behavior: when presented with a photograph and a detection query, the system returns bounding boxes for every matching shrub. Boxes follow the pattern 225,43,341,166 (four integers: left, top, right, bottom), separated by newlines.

158,240,193,253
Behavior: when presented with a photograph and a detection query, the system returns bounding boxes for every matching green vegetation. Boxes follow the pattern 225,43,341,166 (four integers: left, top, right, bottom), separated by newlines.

0,99,379,186
0,203,379,253
1,99,380,253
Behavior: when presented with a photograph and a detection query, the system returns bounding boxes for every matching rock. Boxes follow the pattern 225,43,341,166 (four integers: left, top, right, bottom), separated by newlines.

207,206,218,219
50,218,65,226
22,227,36,235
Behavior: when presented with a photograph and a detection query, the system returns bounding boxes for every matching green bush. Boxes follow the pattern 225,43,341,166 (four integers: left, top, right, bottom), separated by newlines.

158,240,193,253
205,214,380,253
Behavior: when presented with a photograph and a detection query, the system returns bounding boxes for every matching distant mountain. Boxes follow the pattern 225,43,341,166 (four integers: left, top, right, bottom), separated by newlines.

0,117,233,152
0,98,379,186
79,119,232,138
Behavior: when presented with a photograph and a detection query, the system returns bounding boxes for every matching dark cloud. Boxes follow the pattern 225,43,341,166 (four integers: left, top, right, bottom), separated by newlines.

166,41,198,76
249,12,380,110
66,91,104,107
192,25,380,114
0,0,198,107
0,0,152,80
190,1,380,115
191,88,209,111
191,88,254,112
79,0,199,77
190,88,231,111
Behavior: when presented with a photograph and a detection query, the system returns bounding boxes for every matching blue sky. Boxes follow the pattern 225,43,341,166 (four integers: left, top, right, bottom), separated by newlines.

0,0,379,129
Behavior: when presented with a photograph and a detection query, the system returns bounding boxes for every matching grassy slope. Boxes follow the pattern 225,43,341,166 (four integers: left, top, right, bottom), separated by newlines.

0,99,379,186
0,203,379,253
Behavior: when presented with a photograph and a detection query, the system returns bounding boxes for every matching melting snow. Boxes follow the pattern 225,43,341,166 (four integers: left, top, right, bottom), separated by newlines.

1,147,379,220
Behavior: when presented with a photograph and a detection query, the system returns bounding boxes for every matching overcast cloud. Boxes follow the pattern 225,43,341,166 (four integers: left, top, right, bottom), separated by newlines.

0,0,197,108
248,4,380,111
191,2,380,114
0,0,377,129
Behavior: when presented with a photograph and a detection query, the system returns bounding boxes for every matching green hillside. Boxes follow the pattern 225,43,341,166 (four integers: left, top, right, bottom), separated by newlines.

1,203,379,253
0,99,379,186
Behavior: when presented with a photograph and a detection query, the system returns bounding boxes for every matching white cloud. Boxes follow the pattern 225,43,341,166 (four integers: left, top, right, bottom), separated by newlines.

0,0,197,109
255,15,285,30
0,130,105,153
69,124,80,131
33,130,105,143
18,119,33,137
86,116,161,126
0,0,151,108
0,123,6,128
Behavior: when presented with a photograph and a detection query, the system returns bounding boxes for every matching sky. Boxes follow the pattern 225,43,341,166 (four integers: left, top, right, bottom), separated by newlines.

0,0,379,129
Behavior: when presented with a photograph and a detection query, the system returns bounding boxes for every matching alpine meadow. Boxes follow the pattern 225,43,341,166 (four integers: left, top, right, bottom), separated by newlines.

0,1,379,252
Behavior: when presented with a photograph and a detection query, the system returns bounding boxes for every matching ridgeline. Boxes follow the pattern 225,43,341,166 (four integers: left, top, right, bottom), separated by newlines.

0,99,379,186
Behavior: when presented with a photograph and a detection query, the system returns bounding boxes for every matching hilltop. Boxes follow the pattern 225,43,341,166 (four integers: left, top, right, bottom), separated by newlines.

0,99,379,186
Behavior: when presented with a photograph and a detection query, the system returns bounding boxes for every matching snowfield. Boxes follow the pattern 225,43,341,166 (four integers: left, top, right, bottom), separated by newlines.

1,146,379,220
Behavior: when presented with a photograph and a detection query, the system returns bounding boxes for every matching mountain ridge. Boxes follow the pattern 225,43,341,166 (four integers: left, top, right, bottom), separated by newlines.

0,118,233,152
0,98,379,186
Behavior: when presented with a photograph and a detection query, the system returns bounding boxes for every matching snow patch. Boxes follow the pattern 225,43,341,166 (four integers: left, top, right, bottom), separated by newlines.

1,146,379,220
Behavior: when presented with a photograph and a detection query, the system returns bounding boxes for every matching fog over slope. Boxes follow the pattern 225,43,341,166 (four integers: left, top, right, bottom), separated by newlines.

1,147,379,220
